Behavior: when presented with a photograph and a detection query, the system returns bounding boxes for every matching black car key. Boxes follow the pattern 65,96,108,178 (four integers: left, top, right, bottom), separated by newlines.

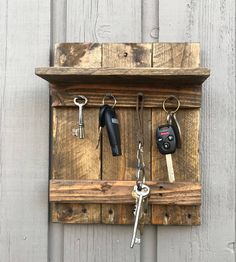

156,124,177,154
156,124,176,183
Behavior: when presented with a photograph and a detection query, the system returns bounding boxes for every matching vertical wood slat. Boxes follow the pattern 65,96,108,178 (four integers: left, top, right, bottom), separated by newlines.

63,1,143,261
151,43,201,225
158,1,235,262
51,43,102,223
0,0,50,261
101,44,152,224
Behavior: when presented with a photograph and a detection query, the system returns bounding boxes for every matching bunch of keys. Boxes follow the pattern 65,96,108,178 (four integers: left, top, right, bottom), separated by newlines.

96,94,121,156
72,95,88,139
130,183,150,248
156,95,182,183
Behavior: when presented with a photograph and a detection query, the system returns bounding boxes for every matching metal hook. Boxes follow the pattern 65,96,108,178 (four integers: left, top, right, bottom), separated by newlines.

163,95,180,114
102,93,117,108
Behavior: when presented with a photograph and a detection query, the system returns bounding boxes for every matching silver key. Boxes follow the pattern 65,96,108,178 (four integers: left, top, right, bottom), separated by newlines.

130,184,150,248
73,96,88,139
165,154,175,183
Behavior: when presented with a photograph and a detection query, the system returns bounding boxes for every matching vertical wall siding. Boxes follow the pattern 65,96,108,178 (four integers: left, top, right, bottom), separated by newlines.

158,0,235,262
0,0,235,262
0,0,50,261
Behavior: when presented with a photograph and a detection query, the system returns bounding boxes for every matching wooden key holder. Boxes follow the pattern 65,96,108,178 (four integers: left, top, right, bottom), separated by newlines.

36,43,210,225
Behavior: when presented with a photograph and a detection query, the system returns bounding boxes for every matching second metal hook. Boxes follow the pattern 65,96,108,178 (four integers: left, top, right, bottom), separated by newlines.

102,93,117,108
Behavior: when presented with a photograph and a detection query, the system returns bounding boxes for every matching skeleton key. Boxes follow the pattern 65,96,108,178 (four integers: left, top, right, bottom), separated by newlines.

156,125,176,183
72,96,88,139
130,184,150,248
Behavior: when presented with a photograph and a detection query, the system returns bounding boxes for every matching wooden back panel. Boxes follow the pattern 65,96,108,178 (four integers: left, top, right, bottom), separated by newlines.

50,43,203,225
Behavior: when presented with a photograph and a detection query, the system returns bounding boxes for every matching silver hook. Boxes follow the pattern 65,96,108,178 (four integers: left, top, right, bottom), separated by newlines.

163,95,180,114
102,93,117,108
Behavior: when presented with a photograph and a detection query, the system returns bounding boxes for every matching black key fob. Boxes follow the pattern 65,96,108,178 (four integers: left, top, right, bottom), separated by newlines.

156,125,176,154
99,105,122,157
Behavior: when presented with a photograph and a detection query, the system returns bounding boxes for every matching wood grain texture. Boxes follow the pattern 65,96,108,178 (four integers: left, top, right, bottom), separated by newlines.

50,180,201,206
51,44,101,223
54,43,101,67
152,43,201,225
0,0,50,261
141,2,159,261
152,109,200,181
101,43,152,224
49,83,202,108
66,0,142,43
158,0,235,261
153,43,200,68
36,66,210,85
51,107,101,223
62,1,143,261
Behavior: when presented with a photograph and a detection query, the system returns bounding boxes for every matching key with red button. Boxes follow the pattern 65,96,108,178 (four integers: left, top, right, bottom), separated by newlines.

156,124,176,183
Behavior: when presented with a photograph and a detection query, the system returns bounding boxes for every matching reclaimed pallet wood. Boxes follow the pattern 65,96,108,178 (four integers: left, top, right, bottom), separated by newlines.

36,42,209,226
50,180,201,206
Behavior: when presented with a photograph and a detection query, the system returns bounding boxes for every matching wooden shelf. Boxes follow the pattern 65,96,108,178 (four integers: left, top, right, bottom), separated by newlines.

35,67,210,85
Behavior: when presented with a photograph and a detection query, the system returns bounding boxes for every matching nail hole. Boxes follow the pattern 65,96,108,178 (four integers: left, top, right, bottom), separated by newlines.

82,208,87,213
159,193,163,197
123,52,128,57
108,209,113,215
165,213,169,219
159,186,164,189
188,213,192,219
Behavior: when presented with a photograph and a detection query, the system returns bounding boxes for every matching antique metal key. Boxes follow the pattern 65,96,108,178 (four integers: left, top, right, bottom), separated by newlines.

72,95,88,138
130,184,150,248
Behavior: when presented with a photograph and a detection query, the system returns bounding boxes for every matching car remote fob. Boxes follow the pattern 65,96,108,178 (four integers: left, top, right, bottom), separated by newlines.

156,124,177,155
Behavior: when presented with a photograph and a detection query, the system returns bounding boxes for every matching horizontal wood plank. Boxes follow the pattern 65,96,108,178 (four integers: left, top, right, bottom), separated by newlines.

36,67,210,85
50,83,202,108
50,180,201,205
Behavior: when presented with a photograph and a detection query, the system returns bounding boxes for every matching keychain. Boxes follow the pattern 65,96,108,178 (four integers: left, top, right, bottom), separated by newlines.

96,94,121,156
156,95,181,183
130,93,150,248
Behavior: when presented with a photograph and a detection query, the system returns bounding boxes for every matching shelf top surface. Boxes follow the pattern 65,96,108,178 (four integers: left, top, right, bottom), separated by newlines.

35,67,210,85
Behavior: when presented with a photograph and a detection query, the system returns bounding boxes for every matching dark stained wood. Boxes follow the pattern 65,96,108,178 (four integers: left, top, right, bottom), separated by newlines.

41,43,209,225
49,83,202,108
50,180,201,205
151,205,201,225
54,43,102,67
101,43,152,224
35,67,210,85
151,42,202,225
51,43,102,224
153,43,200,68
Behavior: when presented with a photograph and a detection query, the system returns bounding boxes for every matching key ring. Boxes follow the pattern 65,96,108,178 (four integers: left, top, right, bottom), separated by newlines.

163,95,180,114
74,95,88,107
102,93,117,108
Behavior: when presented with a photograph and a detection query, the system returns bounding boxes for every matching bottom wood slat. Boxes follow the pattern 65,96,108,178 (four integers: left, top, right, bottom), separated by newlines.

51,203,101,224
151,205,200,225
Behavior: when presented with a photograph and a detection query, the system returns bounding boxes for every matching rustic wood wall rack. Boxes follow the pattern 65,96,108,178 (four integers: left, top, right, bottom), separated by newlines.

36,43,210,225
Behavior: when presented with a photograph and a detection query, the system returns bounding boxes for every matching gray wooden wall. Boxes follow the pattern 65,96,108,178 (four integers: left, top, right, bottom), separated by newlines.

0,0,235,261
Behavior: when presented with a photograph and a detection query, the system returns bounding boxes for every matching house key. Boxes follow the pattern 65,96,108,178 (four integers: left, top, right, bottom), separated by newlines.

130,184,150,248
72,95,88,139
